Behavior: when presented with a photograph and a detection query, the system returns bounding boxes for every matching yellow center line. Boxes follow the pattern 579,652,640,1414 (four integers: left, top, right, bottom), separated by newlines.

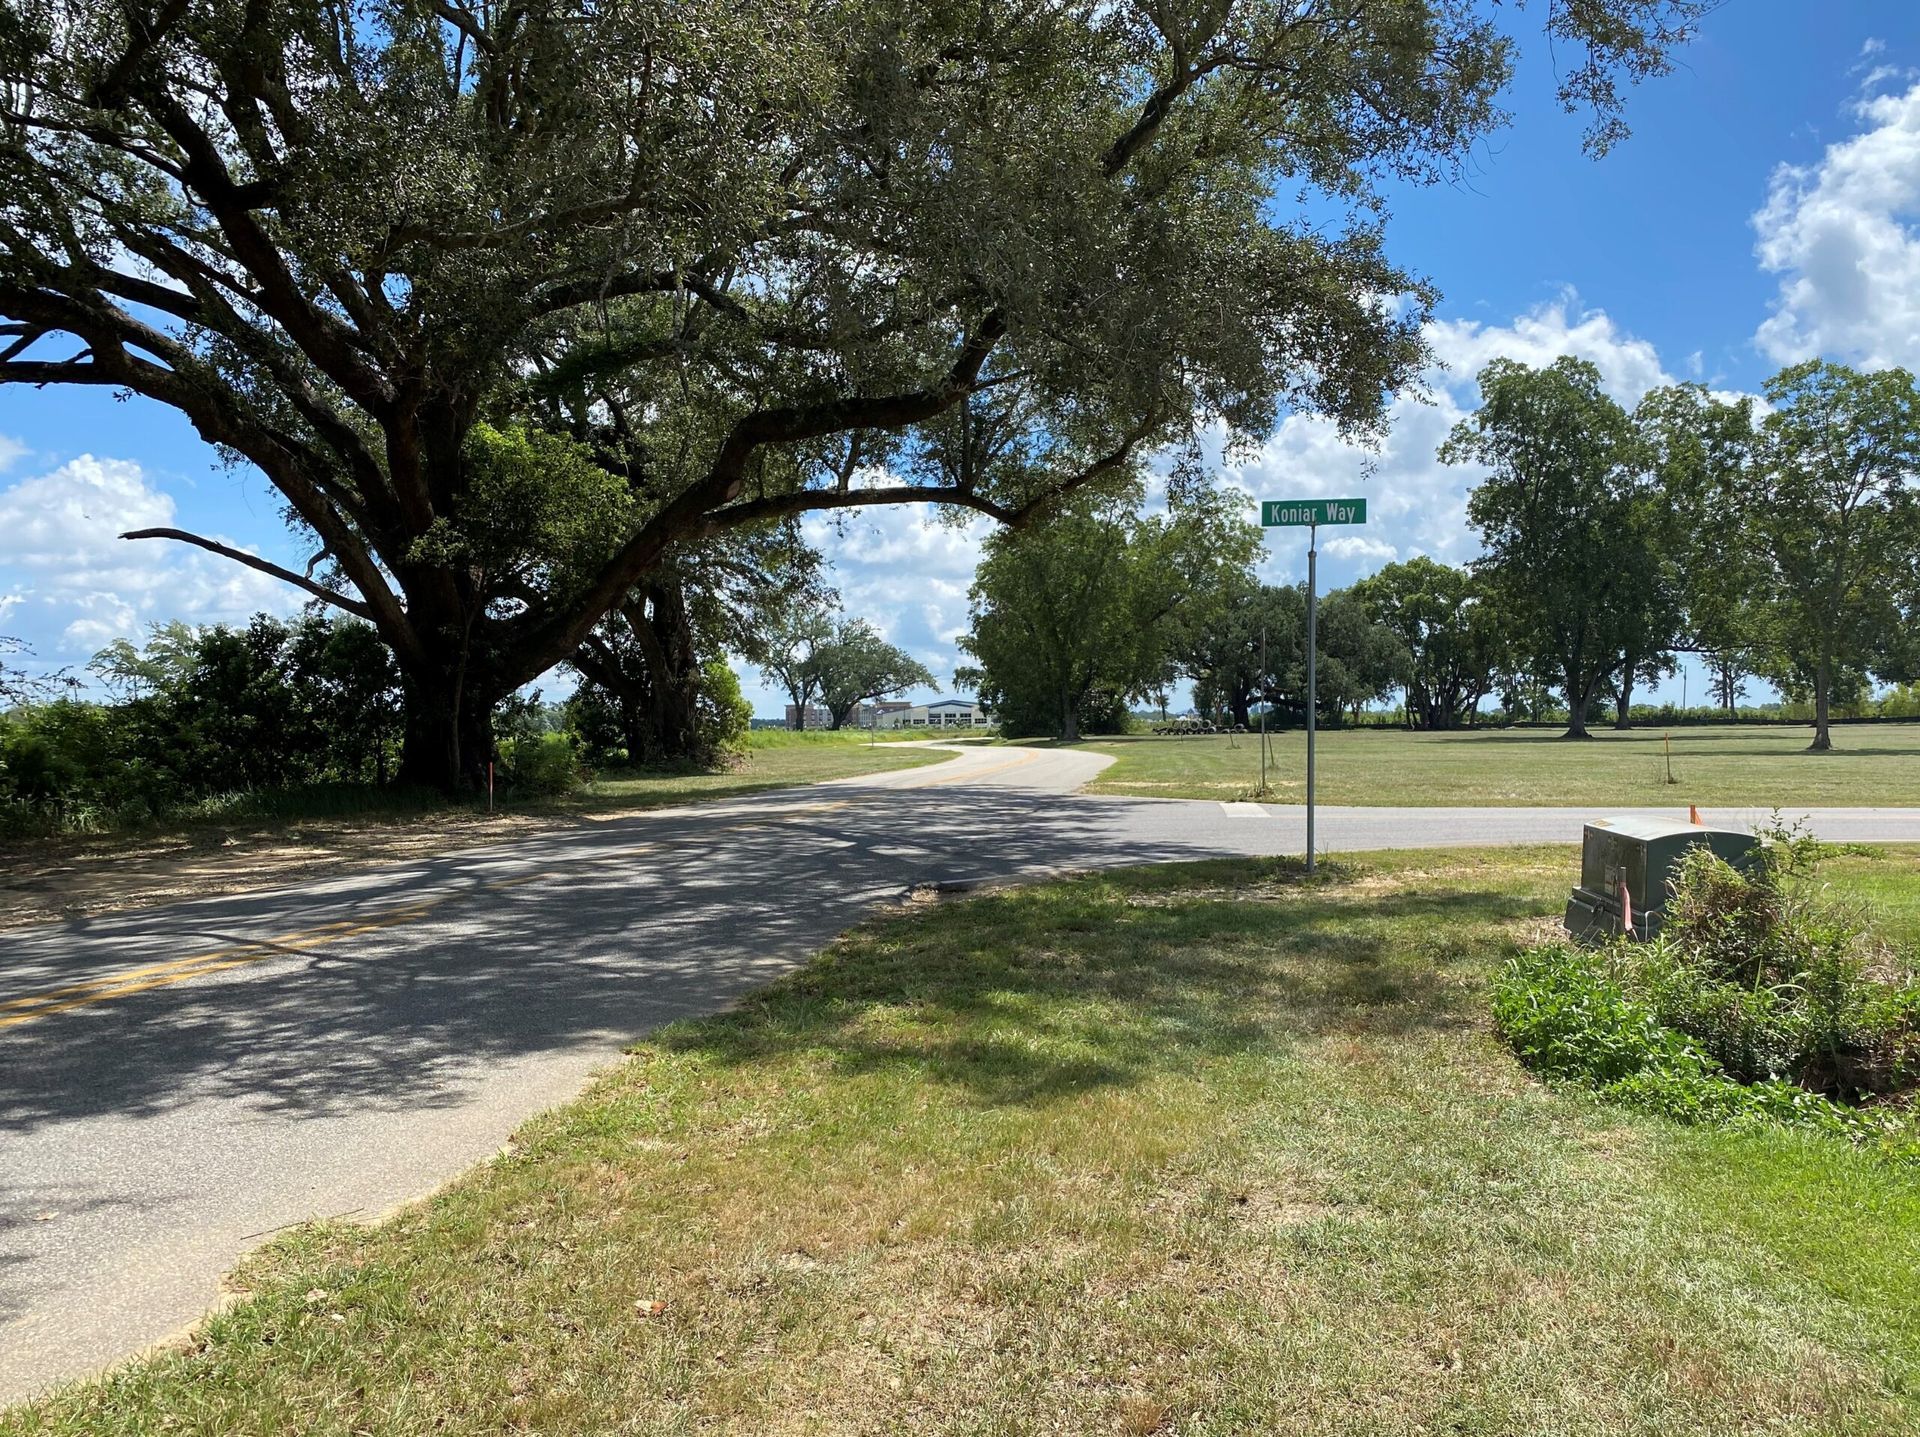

899,750,1041,789
0,902,445,1014
0,903,444,1030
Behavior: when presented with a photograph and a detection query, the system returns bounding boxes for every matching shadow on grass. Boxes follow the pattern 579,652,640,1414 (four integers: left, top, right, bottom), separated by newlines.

661,862,1544,1110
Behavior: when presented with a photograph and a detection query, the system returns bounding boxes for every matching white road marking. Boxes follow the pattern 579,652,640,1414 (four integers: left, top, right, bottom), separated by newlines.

1220,802,1268,818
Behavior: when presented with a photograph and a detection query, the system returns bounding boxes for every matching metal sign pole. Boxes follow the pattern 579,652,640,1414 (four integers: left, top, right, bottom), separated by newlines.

1259,620,1268,795
1306,523,1317,875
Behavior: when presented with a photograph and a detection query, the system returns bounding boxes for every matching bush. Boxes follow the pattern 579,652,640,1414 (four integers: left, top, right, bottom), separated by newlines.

497,731,583,796
695,657,751,760
1640,847,1920,1101
0,616,406,836
1493,843,1920,1161
1491,944,1904,1153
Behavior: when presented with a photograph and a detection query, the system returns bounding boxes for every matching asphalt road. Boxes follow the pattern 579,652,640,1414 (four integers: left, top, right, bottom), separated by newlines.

5,741,1919,1403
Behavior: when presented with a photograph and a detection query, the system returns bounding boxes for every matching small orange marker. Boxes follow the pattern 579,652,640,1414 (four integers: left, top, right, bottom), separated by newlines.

1689,804,1702,825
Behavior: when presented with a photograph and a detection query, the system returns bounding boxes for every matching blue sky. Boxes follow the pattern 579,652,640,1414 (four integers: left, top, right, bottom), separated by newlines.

4,3,1919,715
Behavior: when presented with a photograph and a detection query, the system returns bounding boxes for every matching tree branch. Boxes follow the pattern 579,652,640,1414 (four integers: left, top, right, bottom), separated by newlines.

120,528,376,619
707,484,1018,532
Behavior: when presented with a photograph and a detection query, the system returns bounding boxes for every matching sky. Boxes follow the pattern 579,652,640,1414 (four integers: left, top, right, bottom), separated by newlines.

4,4,1920,717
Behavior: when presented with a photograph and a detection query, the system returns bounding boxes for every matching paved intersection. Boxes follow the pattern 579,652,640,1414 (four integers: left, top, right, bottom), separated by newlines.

4,741,1918,1402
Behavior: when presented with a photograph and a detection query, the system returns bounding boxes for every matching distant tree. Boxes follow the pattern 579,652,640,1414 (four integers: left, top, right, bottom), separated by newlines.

1179,580,1299,730
1705,656,1751,717
86,623,195,700
1748,361,1920,751
811,622,937,730
1312,590,1406,725
962,491,1259,740
1445,357,1668,738
1635,384,1763,720
1237,585,1399,727
759,608,838,731
572,526,823,761
1351,557,1493,729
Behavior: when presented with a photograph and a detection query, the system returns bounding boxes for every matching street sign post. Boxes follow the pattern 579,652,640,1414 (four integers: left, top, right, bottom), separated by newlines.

1260,497,1368,874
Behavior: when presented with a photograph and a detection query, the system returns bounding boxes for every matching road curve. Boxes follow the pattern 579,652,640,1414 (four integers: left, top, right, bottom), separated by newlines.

4,740,1918,1403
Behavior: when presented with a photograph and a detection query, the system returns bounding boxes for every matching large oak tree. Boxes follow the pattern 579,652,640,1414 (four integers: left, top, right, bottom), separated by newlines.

0,0,1700,786
1446,357,1666,738
1749,361,1920,751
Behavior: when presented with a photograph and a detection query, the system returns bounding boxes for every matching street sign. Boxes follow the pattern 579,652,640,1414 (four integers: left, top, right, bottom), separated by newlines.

1261,497,1366,527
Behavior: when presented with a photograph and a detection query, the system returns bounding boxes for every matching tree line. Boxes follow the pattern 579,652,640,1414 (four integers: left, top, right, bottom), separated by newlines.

0,0,1702,790
956,487,1412,739
0,565,940,831
1453,356,1920,747
958,356,1920,744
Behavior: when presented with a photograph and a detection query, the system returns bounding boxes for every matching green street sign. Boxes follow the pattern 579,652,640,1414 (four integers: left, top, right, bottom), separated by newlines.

1261,497,1366,527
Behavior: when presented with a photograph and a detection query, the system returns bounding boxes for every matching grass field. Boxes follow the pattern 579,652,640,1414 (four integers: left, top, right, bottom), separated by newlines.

14,847,1919,1435
0,731,950,929
1066,723,1920,807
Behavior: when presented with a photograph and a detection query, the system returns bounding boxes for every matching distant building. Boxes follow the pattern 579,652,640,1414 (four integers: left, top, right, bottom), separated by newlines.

783,703,833,730
876,698,992,729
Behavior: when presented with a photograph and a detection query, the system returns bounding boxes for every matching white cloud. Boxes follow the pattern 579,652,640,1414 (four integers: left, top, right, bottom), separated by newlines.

1425,292,1674,402
1222,294,1684,587
1322,535,1398,563
0,454,297,672
1753,79,1920,368
802,505,991,579
724,503,991,711
0,435,25,474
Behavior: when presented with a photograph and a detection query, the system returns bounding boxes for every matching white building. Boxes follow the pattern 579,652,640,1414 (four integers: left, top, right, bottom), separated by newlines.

876,698,992,729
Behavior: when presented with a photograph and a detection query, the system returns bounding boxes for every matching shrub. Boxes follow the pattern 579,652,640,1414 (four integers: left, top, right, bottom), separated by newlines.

694,658,752,761
1493,843,1920,1161
498,731,583,796
1634,847,1920,1102
1490,944,1902,1153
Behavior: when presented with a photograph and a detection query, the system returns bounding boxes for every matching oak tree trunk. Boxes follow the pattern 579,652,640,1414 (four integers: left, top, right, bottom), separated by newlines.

397,669,497,793
1809,649,1833,752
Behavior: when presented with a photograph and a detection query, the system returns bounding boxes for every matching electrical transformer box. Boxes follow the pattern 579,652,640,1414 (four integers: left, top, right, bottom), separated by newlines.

1564,815,1760,943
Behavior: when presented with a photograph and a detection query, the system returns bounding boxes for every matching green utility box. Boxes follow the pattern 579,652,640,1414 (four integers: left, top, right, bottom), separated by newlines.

1564,815,1760,943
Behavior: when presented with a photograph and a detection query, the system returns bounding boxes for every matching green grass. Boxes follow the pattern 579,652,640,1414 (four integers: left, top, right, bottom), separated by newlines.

1819,847,1920,948
1056,723,1920,807
14,847,1920,1435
